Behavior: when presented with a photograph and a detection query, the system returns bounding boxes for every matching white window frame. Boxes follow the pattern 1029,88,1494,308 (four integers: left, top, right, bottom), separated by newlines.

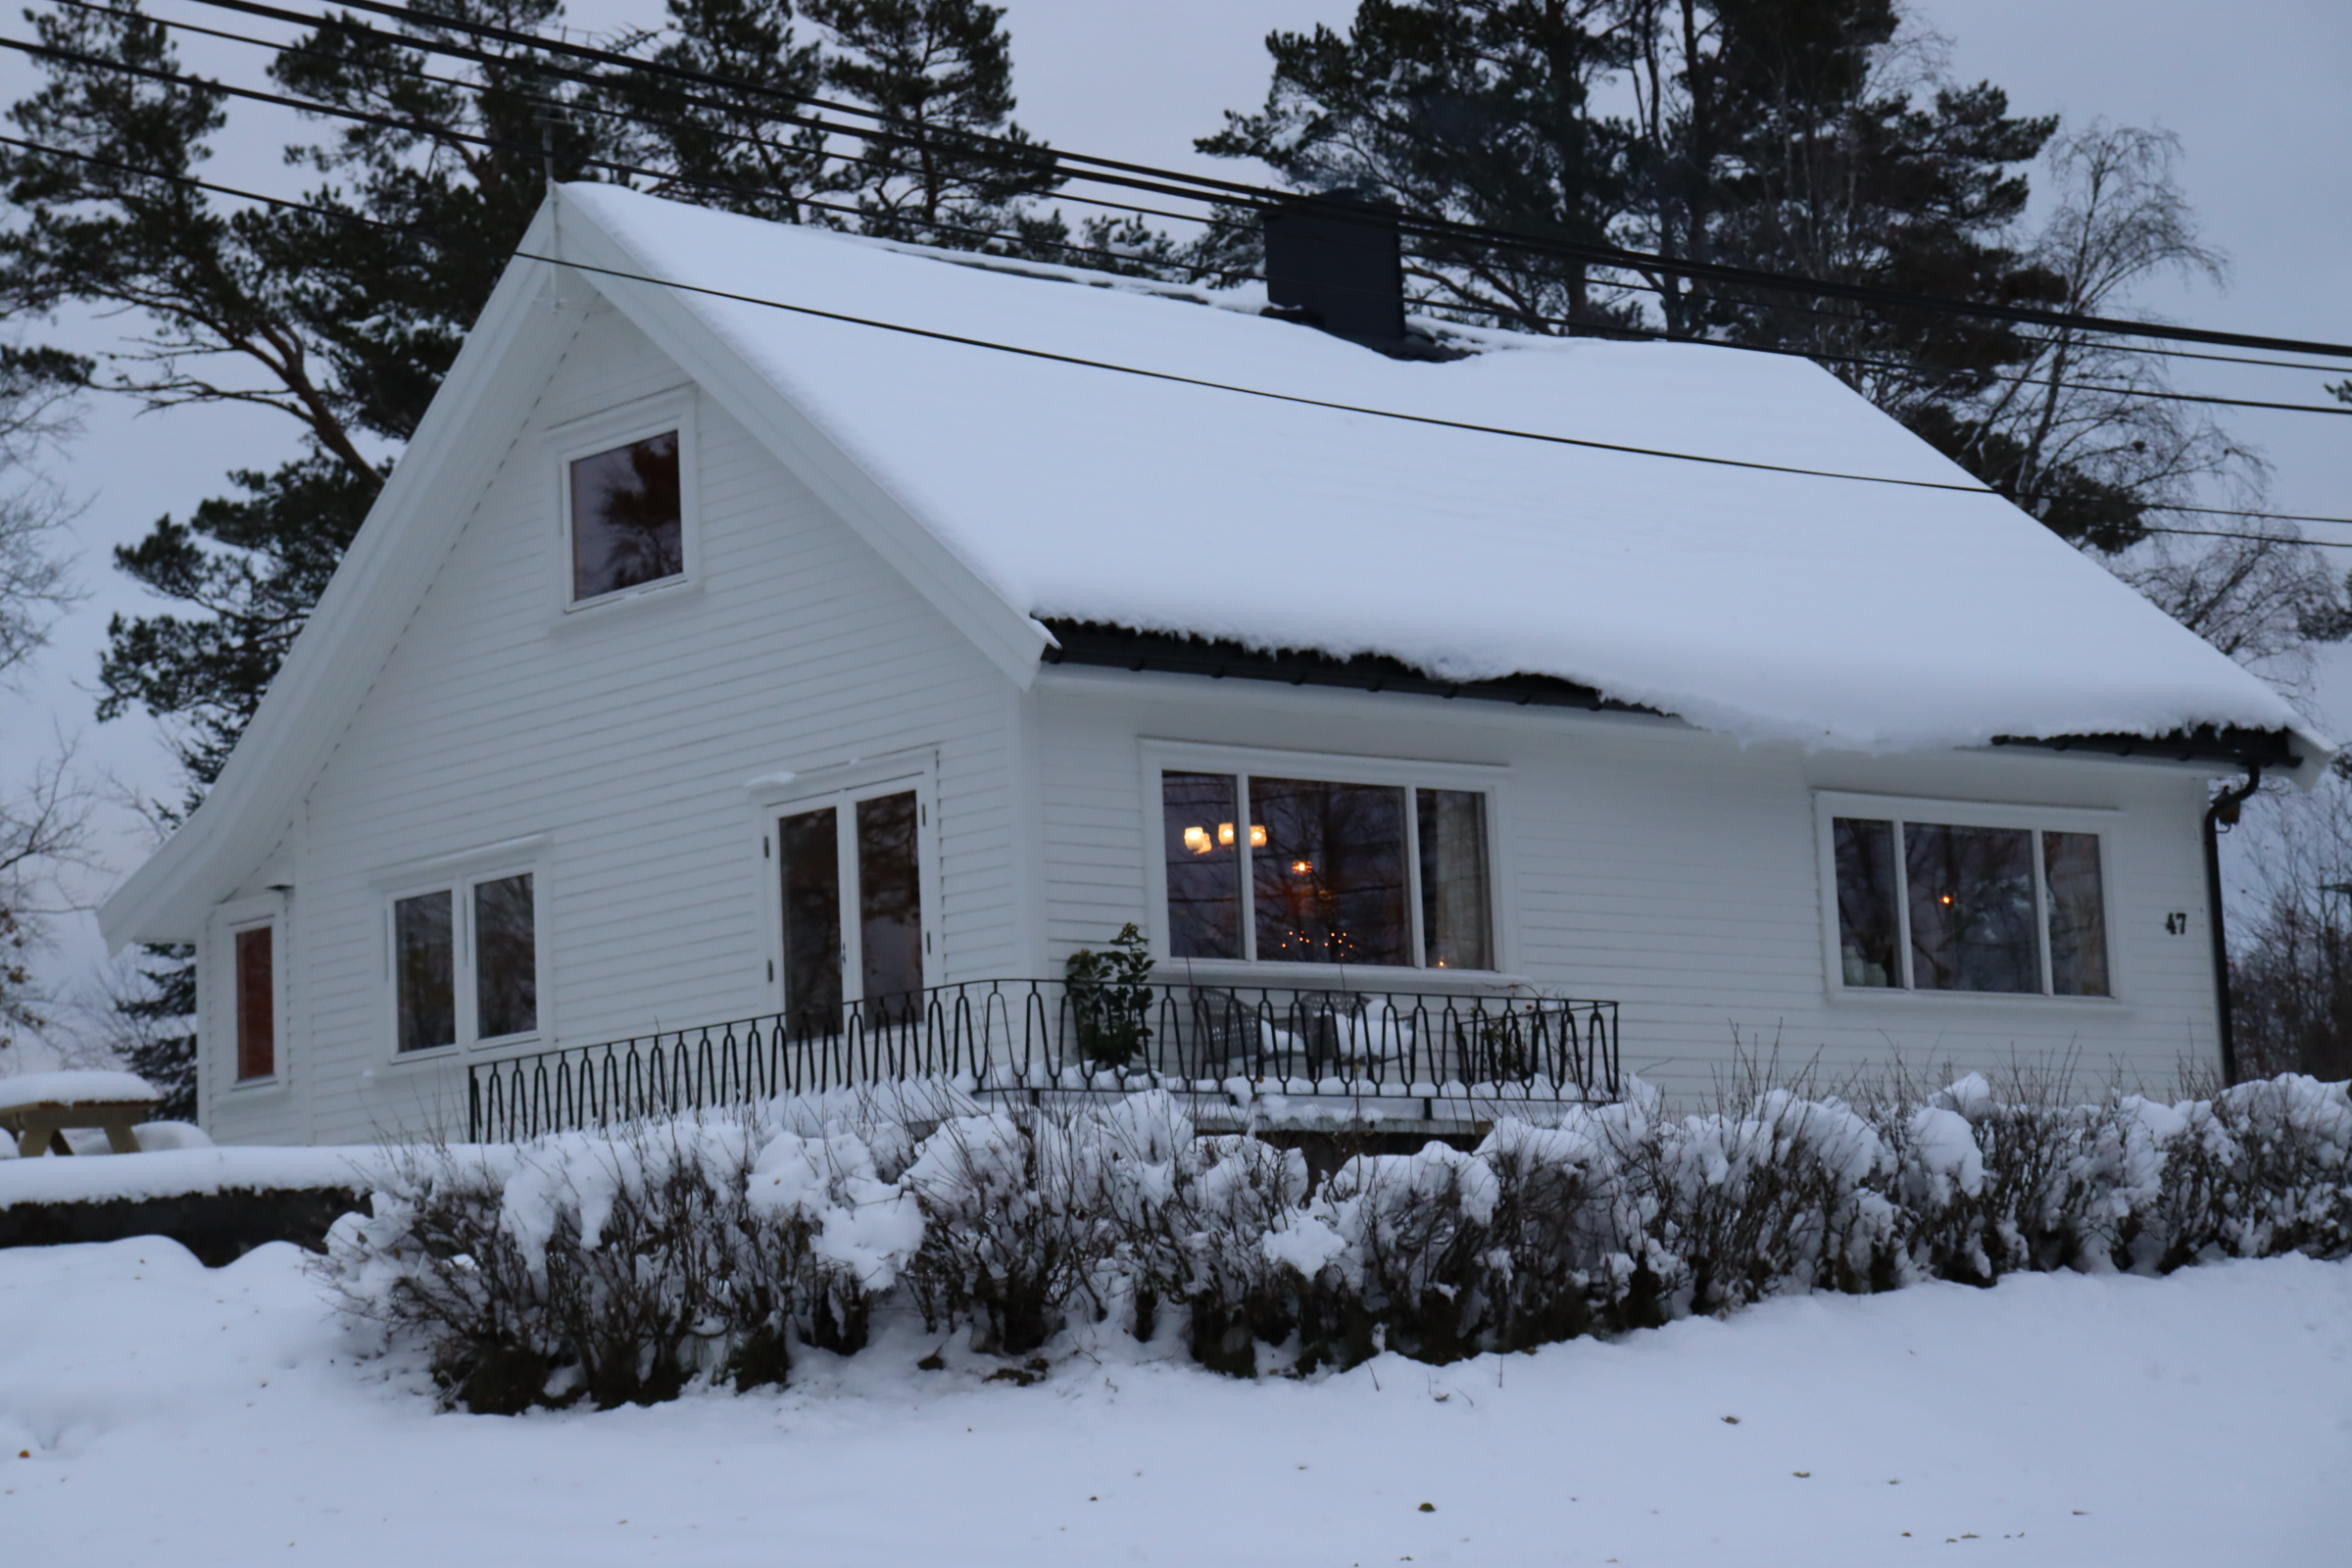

1813,790,2126,1005
1138,741,1515,984
550,386,700,614
746,749,943,1012
375,836,551,1062
213,892,287,1096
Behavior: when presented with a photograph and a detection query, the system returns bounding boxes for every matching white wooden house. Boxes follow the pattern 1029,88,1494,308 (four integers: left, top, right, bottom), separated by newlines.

97,185,2325,1144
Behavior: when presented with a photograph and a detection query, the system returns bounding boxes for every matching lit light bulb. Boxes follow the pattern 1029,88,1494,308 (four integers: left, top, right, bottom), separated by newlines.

1217,822,1236,847
1939,895,1954,906
1183,826,1211,855
1292,859,1312,876
1250,825,1268,848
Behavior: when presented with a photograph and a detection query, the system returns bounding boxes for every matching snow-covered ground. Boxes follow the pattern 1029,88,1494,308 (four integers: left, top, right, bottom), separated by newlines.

0,1240,2342,1566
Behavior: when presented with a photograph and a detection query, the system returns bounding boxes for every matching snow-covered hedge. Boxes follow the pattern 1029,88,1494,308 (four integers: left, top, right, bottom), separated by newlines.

320,1072,2352,1409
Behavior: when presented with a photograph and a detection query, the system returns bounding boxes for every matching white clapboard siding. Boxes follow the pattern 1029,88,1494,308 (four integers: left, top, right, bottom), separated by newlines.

204,304,1022,1145
1032,664,2221,1102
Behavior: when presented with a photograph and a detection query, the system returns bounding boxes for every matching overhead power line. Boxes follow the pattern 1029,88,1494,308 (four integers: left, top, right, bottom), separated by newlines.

0,29,1261,286
4,125,2348,554
15,16,2352,430
47,0,1245,246
0,129,1990,491
159,0,2352,364
71,0,2352,385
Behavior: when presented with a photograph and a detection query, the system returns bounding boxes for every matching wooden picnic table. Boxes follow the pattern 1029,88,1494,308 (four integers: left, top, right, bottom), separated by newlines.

0,1071,161,1157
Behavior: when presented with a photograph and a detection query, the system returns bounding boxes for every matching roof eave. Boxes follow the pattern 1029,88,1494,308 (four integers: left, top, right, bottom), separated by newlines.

1041,618,2329,782
97,211,580,950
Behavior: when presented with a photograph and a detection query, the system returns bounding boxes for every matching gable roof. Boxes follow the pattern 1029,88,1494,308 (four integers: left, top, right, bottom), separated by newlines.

560,184,2314,756
99,185,2323,945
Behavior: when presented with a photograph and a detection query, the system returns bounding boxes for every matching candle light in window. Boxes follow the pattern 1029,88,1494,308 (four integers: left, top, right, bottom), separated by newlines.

1183,825,1212,855
1250,825,1268,848
1217,822,1236,847
1292,858,1312,876
1939,894,1955,906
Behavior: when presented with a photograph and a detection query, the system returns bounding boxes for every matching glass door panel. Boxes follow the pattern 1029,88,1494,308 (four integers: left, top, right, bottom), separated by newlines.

779,806,844,1036
856,791,923,1013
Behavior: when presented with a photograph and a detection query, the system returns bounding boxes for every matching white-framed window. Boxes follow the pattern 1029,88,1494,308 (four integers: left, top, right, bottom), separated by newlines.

1147,748,1502,972
748,750,941,1024
1816,793,2116,1000
553,389,698,611
386,865,542,1055
214,892,286,1087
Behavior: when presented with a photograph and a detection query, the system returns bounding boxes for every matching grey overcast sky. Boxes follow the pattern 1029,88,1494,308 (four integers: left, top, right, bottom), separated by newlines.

1,0,2347,1050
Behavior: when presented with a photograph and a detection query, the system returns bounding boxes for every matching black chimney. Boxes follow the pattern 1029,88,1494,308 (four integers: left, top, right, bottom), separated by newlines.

1262,193,1405,347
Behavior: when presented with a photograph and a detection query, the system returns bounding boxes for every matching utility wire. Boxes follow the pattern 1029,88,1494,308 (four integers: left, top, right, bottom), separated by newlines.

94,0,2352,384
161,0,2352,363
0,129,1998,492
4,124,2346,552
17,15,2350,430
1398,286,2352,420
0,29,1260,286
49,0,1239,240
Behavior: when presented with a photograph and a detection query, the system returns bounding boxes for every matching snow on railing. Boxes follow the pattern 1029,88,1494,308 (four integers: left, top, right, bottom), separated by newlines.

466,979,1621,1142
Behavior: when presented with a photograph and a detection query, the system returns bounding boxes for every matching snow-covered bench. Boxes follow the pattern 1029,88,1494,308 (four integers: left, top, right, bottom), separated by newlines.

0,1071,160,1157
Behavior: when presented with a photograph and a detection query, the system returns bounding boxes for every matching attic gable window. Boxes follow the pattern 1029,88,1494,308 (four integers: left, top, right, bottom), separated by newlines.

569,430,682,602
1159,768,1494,970
1831,813,2111,998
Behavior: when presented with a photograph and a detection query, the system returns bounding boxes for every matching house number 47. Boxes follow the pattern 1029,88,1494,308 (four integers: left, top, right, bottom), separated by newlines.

2164,911,2189,935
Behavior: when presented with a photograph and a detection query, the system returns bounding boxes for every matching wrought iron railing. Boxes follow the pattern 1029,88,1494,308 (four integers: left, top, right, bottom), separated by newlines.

466,978,1621,1142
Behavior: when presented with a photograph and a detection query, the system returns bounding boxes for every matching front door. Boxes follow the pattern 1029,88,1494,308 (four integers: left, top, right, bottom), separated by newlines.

777,785,925,1034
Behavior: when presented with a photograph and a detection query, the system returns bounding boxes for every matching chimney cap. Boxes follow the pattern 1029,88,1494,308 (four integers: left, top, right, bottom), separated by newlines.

1262,191,1407,349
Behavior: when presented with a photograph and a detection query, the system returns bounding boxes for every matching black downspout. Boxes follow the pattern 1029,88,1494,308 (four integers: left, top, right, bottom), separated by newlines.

2203,764,2265,1085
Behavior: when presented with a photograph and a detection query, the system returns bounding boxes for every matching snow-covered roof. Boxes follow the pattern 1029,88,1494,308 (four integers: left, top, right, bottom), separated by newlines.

96,186,2324,948
561,183,2317,758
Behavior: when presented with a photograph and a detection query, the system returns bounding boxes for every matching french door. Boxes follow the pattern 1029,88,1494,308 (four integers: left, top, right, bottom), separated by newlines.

776,782,925,1034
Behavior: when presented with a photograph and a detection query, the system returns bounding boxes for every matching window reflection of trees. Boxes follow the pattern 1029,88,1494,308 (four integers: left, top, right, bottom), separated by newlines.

570,432,682,600
857,792,923,1005
1905,823,2039,993
1250,777,1409,965
472,873,536,1039
780,807,844,1039
394,890,455,1053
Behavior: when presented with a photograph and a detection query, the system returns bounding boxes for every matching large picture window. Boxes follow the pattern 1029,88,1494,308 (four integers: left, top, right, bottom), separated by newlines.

1159,769,1494,969
393,870,539,1053
1831,813,2110,998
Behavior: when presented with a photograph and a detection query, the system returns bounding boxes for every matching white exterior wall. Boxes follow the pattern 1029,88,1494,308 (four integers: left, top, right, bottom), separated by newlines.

1032,665,2225,1102
197,302,1022,1144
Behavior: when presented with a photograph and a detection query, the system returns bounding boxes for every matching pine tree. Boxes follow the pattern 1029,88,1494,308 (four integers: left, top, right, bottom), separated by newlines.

609,0,835,222
115,945,197,1120
803,0,1062,248
1199,2,2123,536
0,0,627,1102
1198,0,1637,330
1,0,1071,1102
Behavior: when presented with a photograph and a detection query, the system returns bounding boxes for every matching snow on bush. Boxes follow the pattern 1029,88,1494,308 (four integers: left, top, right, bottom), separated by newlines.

322,1072,2352,1409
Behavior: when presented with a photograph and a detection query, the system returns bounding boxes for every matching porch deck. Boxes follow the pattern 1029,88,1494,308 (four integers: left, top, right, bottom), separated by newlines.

466,979,1621,1142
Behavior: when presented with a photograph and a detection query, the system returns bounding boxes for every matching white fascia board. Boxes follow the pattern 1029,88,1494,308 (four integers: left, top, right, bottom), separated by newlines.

96,208,581,950
544,191,1053,690
2280,724,2336,790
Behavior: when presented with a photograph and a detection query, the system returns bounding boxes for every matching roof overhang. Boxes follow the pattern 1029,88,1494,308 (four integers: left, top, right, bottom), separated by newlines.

1042,618,2323,782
